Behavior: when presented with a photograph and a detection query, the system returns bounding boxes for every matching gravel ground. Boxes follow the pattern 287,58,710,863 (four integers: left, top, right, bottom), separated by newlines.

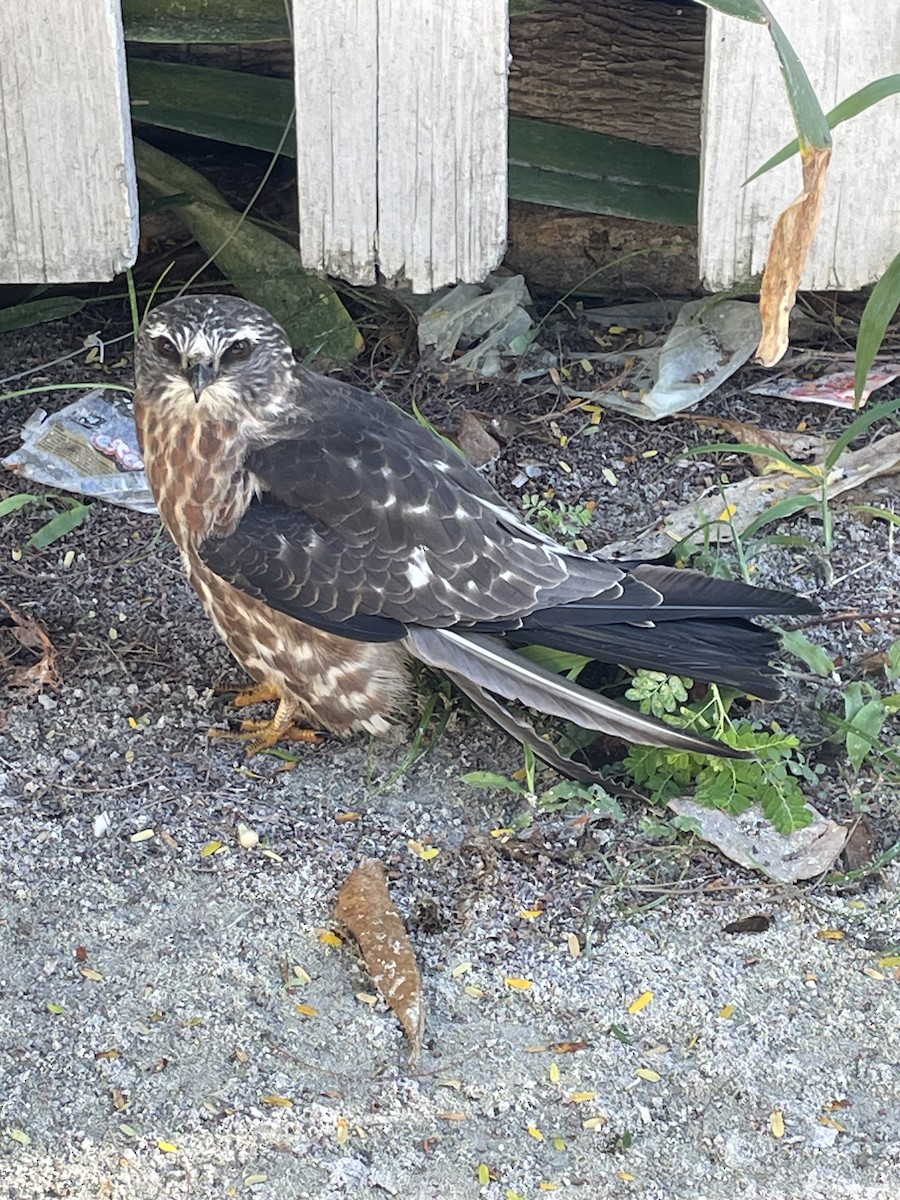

1,304,898,1200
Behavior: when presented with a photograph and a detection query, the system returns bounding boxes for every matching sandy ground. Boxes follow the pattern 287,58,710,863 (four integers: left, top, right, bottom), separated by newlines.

1,306,898,1199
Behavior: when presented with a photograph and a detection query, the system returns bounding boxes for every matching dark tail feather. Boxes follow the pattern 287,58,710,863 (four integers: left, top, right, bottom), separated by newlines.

508,618,784,698
513,565,819,698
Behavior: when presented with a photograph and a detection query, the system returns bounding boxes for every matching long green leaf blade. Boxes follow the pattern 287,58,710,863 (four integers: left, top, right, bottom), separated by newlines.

128,60,295,156
25,504,93,549
855,252,900,404
747,74,900,182
508,117,699,226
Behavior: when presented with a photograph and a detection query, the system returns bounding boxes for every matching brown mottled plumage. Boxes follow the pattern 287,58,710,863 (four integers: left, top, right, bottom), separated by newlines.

133,295,817,777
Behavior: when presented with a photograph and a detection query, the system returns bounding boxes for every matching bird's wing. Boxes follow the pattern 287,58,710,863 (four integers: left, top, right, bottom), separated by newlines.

199,369,642,635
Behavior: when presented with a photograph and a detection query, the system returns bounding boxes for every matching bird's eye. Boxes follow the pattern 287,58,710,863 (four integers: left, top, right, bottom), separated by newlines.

222,339,253,364
153,336,180,361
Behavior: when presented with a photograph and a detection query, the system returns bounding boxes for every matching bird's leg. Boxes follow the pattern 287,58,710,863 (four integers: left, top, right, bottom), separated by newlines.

208,696,326,757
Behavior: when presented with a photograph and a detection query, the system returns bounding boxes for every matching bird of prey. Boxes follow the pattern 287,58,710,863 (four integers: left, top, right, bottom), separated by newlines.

133,295,817,780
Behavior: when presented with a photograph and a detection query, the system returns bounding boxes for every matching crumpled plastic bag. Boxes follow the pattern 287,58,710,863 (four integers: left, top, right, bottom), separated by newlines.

1,390,157,514
417,274,536,377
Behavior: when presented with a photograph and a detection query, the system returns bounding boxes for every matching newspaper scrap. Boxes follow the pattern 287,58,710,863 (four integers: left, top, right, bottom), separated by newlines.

1,390,157,514
747,365,900,409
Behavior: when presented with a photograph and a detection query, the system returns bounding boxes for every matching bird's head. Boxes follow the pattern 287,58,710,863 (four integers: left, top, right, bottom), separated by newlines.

134,295,298,425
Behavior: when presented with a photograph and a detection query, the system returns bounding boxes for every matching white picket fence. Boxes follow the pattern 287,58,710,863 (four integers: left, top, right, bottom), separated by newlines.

0,0,897,293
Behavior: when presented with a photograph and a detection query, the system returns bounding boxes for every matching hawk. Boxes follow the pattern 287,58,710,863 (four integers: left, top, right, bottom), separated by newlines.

133,295,817,780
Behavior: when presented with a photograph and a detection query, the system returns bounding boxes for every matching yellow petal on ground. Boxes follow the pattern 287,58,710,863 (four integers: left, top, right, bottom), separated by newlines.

583,1115,608,1130
261,1095,293,1107
549,1061,560,1083
80,967,103,982
567,1091,597,1103
200,839,224,857
816,929,845,940
770,1110,785,1138
295,1004,318,1018
131,829,155,842
318,931,343,947
336,1118,350,1145
717,504,737,522
527,1124,544,1141
718,1004,736,1019
156,1141,178,1153
628,990,653,1014
519,908,542,920
635,1068,661,1082
617,1171,636,1182
505,977,532,990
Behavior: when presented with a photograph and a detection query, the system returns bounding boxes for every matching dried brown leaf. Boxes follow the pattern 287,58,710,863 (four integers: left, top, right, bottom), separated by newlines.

686,414,829,469
841,814,878,873
756,146,832,366
0,598,61,697
455,410,501,468
334,858,424,1061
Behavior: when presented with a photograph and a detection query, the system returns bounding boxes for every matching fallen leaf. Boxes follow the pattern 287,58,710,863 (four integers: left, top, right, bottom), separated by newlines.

628,990,653,1014
841,815,878,872
334,858,424,1061
0,598,61,697
756,146,832,365
723,914,772,935
455,410,501,467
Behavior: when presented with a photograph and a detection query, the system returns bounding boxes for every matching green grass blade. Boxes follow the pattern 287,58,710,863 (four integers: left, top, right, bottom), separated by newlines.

765,13,831,150
25,503,93,549
0,494,39,517
747,75,900,182
824,394,900,470
739,493,818,540
0,297,87,334
855,252,900,404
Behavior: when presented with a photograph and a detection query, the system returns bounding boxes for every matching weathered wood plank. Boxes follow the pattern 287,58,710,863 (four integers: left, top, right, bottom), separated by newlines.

0,0,138,283
292,0,508,292
700,1,900,291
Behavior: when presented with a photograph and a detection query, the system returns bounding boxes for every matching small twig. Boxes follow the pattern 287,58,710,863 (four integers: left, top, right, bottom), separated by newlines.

800,610,900,626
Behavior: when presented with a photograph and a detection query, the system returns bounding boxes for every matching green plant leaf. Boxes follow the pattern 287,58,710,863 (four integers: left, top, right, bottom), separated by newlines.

133,140,362,362
739,493,819,541
513,645,590,680
746,75,900,182
695,0,767,21
824,394,900,470
757,775,812,834
25,503,92,549
123,0,289,42
0,297,88,334
696,1,830,150
779,629,834,677
855,251,900,404
461,771,525,794
885,640,900,684
128,60,294,156
843,684,888,772
0,493,39,517
508,117,699,227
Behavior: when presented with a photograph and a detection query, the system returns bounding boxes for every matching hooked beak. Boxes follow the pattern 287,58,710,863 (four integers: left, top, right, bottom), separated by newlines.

184,361,218,401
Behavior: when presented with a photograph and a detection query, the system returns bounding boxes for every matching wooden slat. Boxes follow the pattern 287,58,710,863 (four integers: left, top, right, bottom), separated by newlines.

699,1,900,291
293,0,508,293
0,0,138,283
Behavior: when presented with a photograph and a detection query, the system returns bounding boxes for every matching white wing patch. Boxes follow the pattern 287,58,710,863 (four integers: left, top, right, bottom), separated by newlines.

406,546,433,590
